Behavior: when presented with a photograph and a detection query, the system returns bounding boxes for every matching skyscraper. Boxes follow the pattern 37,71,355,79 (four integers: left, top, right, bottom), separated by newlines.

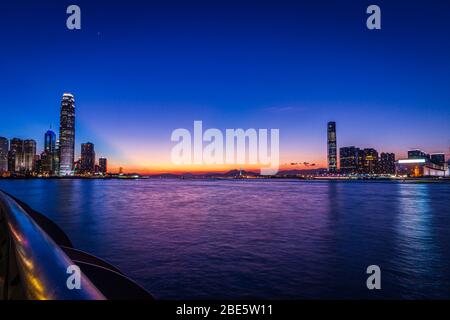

99,157,107,174
54,139,60,175
339,146,360,174
43,130,57,174
9,138,24,173
0,137,8,173
23,139,36,173
45,130,56,153
327,121,337,173
362,148,379,174
40,151,51,174
81,142,95,174
59,93,75,176
379,152,395,174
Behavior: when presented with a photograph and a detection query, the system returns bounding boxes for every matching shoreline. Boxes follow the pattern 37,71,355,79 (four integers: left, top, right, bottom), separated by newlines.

1,176,450,183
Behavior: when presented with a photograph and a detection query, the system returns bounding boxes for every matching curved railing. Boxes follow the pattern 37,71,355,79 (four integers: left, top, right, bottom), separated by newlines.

0,191,153,300
0,191,105,300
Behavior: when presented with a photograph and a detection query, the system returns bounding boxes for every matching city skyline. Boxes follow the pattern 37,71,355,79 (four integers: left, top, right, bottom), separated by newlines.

0,93,108,176
1,1,450,173
0,94,448,176
0,92,449,174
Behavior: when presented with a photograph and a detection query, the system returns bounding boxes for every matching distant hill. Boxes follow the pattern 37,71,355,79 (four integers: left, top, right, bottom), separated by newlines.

277,168,327,175
146,168,327,178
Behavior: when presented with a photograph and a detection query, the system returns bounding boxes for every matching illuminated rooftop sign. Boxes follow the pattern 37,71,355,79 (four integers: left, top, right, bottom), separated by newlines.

398,159,426,164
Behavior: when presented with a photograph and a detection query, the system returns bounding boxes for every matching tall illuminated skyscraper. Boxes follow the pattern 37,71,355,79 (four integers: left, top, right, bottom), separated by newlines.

327,121,337,173
59,93,75,176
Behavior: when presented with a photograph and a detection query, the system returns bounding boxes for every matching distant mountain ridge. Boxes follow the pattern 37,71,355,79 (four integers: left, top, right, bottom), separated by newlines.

147,168,327,178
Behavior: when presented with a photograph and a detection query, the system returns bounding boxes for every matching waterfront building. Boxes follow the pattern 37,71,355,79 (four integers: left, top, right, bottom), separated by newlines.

397,158,448,177
379,152,396,175
327,121,337,173
430,153,445,166
0,137,8,173
9,138,24,173
81,142,95,174
23,139,36,173
408,149,430,160
362,148,378,174
99,157,107,174
339,146,360,174
59,93,75,176
397,150,448,177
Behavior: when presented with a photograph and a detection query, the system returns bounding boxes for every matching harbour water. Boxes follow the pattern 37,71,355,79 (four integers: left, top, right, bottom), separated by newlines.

1,179,449,299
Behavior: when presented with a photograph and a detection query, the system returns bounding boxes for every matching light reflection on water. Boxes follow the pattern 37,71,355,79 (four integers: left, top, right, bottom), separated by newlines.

0,179,449,299
393,184,445,298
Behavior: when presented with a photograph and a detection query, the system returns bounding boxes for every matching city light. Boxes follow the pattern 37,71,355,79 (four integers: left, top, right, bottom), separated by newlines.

398,159,427,164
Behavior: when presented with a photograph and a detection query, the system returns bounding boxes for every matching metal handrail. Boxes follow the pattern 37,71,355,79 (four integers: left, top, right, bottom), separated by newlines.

0,191,106,300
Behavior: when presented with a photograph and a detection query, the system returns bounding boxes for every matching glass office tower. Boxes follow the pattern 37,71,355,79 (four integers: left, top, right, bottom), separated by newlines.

59,93,75,176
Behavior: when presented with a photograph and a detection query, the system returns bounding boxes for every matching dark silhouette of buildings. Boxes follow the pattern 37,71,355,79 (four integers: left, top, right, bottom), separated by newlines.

80,142,96,174
99,157,107,174
340,146,395,175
